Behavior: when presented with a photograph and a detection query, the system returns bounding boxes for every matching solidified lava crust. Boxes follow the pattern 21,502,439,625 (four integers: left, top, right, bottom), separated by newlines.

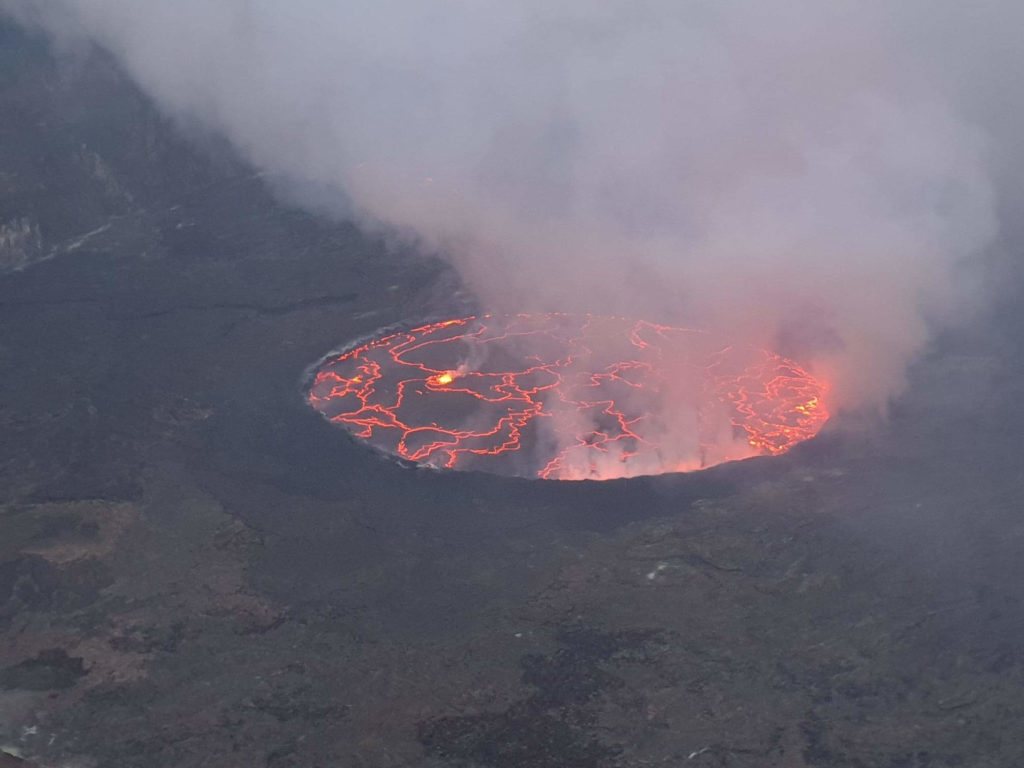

307,314,829,480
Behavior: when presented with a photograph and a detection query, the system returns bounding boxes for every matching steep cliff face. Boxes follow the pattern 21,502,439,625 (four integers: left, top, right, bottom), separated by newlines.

0,217,40,271
0,20,244,275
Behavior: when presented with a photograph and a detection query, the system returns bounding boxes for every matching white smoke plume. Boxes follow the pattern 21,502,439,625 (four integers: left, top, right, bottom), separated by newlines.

5,0,1020,414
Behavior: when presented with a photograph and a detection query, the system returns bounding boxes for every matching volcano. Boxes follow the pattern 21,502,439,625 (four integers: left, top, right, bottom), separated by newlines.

307,314,829,480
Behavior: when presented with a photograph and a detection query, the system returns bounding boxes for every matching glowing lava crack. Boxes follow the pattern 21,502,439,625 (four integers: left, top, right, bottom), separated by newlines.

307,314,830,480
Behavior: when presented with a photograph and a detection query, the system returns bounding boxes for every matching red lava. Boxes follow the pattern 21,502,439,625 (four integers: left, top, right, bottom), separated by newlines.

307,314,830,480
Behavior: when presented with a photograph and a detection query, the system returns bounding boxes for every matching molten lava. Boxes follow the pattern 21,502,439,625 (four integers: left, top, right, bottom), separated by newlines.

307,314,829,480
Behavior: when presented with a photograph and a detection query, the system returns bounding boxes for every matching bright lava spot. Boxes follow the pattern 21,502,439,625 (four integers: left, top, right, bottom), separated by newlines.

307,314,830,480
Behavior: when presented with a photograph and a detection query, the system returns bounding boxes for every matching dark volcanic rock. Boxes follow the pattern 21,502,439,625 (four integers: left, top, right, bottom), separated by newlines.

0,554,110,623
418,629,657,768
1,649,87,691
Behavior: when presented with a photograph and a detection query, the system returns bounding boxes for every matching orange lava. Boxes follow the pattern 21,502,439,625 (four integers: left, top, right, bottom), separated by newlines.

307,314,830,480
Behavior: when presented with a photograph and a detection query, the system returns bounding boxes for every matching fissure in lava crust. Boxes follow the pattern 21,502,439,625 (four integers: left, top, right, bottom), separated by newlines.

307,314,829,480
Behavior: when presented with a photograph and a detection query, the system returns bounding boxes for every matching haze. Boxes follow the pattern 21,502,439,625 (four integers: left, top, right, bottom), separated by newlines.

6,0,1022,413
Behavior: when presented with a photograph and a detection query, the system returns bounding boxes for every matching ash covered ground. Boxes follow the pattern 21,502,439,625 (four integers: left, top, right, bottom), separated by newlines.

2,22,1024,768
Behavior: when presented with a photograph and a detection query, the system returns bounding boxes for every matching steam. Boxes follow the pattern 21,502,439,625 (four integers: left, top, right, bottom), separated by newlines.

4,0,1017,415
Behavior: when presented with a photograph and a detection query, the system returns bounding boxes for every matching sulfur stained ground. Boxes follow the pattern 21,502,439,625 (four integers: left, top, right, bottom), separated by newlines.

2,20,1024,768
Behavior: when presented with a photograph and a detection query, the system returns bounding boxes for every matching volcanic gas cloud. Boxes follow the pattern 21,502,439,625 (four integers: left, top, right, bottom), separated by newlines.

14,0,1018,456
308,315,828,480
